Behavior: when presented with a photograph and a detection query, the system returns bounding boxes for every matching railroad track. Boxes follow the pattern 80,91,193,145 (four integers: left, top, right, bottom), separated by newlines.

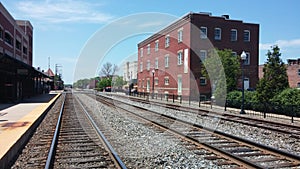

95,94,300,168
45,93,126,168
110,93,300,138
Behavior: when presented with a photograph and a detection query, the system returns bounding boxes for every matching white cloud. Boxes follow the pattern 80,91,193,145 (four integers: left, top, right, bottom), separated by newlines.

14,0,114,24
260,39,300,50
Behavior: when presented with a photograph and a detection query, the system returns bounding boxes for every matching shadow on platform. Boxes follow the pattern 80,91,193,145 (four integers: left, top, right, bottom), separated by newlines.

0,93,57,111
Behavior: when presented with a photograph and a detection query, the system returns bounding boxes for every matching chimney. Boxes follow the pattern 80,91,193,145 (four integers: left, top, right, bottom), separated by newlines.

222,15,230,19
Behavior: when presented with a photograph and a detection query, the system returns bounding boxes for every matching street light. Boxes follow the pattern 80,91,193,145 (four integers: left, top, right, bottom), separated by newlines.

240,51,247,114
152,69,155,99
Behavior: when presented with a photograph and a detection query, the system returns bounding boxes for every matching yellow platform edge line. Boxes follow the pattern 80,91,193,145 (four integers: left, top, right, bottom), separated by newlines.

0,93,61,159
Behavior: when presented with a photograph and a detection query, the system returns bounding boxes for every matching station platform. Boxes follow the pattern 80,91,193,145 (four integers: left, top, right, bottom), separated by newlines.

0,91,61,168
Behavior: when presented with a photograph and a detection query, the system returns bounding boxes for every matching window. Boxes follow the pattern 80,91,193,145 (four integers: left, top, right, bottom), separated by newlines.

297,82,300,88
200,50,207,62
155,58,158,69
244,30,250,42
178,28,183,42
155,40,159,52
244,52,250,65
231,51,237,57
142,79,144,88
4,32,13,46
147,44,150,54
230,29,237,41
214,28,221,40
200,27,207,39
147,79,150,92
178,75,182,94
140,62,143,72
177,51,183,65
0,27,3,39
164,77,169,85
140,48,143,57
200,77,206,85
23,46,27,54
298,69,300,76
154,77,158,85
146,60,150,70
165,54,169,68
165,35,170,47
16,40,21,50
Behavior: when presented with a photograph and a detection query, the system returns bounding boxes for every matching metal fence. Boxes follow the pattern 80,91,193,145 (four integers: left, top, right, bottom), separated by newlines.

128,92,299,123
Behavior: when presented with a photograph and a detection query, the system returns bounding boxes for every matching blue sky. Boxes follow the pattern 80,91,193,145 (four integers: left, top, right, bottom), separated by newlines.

2,0,300,84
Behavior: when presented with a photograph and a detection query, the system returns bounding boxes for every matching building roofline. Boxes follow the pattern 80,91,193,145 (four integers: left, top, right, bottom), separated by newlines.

0,2,16,26
0,2,33,36
138,12,192,47
138,12,259,47
16,20,34,31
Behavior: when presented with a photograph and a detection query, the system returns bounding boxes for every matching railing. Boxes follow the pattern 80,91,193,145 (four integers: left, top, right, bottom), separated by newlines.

126,91,299,123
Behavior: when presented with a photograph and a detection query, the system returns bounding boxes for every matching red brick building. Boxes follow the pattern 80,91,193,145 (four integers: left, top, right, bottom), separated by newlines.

287,59,300,88
137,12,259,99
0,2,48,101
259,59,300,88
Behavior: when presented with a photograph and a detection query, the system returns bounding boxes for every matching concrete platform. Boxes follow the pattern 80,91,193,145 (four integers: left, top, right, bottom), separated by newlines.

0,91,61,169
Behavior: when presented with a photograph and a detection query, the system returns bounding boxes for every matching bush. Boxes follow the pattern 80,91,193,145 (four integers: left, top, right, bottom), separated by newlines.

226,89,300,117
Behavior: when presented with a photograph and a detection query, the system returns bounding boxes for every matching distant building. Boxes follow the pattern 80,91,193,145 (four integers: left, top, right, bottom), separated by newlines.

259,59,300,88
123,61,138,84
137,12,259,98
287,59,300,88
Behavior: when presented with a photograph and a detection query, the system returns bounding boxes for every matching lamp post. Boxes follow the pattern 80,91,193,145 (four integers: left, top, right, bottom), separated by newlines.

152,69,155,99
240,51,247,114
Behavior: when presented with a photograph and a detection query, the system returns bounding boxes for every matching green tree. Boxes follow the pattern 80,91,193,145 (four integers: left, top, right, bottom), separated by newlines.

272,88,300,105
112,76,126,89
256,45,289,103
202,49,240,103
98,77,112,91
73,78,90,89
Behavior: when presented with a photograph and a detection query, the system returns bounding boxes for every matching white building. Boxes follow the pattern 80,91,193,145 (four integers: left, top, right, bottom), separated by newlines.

123,61,138,84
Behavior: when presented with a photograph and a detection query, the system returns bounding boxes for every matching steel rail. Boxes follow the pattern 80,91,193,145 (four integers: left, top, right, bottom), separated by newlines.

75,96,127,169
44,93,66,169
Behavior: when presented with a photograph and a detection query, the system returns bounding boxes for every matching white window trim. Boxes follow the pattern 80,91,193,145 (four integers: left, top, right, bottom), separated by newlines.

165,54,169,68
231,51,237,57
165,35,170,48
244,30,250,42
146,60,150,71
200,77,207,85
155,57,158,69
178,28,183,43
200,27,207,39
164,76,169,85
200,50,207,62
177,50,183,65
214,28,221,40
4,30,13,47
154,77,159,85
140,48,143,57
245,52,250,65
178,74,182,94
140,62,143,72
155,40,159,52
231,29,237,41
147,44,150,54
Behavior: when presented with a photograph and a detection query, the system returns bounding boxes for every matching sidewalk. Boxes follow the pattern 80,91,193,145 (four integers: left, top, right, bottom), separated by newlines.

0,92,61,169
